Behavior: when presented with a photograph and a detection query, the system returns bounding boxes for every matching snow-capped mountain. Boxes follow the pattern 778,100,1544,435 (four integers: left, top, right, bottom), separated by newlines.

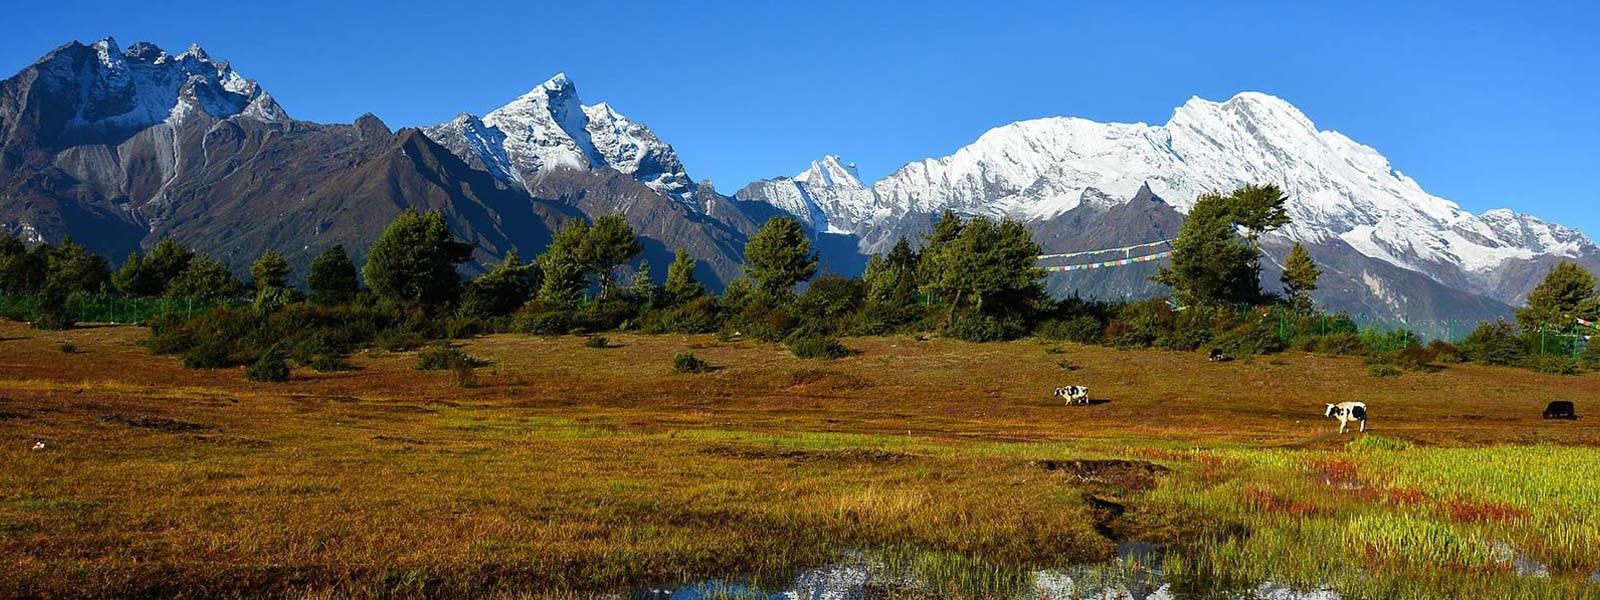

737,92,1598,318
10,37,285,149
734,155,876,234
424,74,696,204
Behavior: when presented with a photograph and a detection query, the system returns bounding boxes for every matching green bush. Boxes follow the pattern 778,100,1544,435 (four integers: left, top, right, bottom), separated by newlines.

784,333,851,359
1210,318,1287,357
417,341,465,371
1528,355,1580,376
183,338,234,369
246,348,290,382
511,308,574,336
585,336,610,349
945,313,1025,343
641,297,724,334
1427,339,1463,363
1368,364,1403,377
673,352,710,374
308,353,354,372
1294,332,1365,356
374,326,428,352
58,342,77,354
1035,315,1103,344
1384,345,1439,371
1459,319,1527,366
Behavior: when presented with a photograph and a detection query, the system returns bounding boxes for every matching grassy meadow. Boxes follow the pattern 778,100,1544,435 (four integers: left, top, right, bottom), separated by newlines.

2,321,1599,598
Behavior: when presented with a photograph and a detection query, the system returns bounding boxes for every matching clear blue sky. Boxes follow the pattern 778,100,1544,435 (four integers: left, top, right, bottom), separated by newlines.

5,1,1597,233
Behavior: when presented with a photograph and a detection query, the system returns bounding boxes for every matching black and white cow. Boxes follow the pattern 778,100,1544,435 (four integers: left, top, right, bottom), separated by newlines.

1054,385,1090,405
1208,349,1233,362
1325,402,1368,434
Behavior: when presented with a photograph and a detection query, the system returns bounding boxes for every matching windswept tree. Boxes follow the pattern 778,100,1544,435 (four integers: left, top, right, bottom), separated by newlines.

662,249,706,306
307,244,360,304
362,210,473,309
1156,185,1290,307
1516,261,1599,332
743,216,817,295
537,219,591,306
580,214,643,298
1280,242,1322,311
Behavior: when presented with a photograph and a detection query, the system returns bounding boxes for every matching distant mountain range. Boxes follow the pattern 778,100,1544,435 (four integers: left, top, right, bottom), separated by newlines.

3,38,1594,322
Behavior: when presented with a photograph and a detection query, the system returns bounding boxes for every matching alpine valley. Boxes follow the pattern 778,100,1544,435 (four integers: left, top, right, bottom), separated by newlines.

3,38,1594,322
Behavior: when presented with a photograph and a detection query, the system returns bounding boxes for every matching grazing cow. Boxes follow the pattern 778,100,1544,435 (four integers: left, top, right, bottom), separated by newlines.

1209,349,1233,362
1054,385,1091,405
1325,402,1368,434
1543,401,1577,420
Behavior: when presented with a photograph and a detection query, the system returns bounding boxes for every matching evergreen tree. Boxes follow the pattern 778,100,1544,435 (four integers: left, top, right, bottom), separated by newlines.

113,252,156,296
165,256,245,301
743,216,817,295
307,244,360,304
629,259,658,305
580,214,643,298
862,237,923,330
1280,242,1322,311
663,249,706,306
0,236,47,294
1155,190,1269,307
1516,261,1599,332
144,239,196,284
537,219,591,306
1226,183,1292,250
461,249,536,317
249,250,292,291
361,210,473,309
44,238,111,295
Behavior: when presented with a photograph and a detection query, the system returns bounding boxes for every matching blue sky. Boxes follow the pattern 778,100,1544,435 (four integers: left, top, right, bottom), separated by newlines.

4,1,1597,233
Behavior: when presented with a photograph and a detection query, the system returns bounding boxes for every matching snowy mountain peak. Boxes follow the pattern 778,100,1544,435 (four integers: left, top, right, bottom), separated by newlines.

795,155,863,189
31,38,285,145
425,73,696,205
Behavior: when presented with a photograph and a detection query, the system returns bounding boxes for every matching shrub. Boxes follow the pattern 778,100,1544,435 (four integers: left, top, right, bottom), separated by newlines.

31,310,73,331
1584,341,1600,370
1459,319,1526,366
1294,332,1365,356
246,348,290,382
183,338,234,369
784,333,851,359
374,326,428,352
1427,339,1463,364
416,341,462,371
945,313,1025,343
1211,319,1287,357
673,352,710,374
1528,355,1580,376
1388,345,1439,371
585,336,610,349
58,342,77,354
451,358,478,388
308,353,354,372
641,297,723,334
1368,364,1403,377
511,308,574,336
1036,315,1103,344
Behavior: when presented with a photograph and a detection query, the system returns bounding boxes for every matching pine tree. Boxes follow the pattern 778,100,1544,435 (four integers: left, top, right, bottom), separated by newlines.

580,214,643,298
537,219,591,306
663,249,706,306
744,216,817,295
144,239,196,284
165,256,244,301
249,250,292,291
307,244,360,304
862,237,923,330
461,249,535,317
1516,262,1599,332
361,210,473,308
629,259,657,306
1280,242,1322,311
45,238,111,295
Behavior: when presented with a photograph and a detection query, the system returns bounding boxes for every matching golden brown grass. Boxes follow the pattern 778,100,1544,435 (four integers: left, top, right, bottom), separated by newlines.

2,322,1599,597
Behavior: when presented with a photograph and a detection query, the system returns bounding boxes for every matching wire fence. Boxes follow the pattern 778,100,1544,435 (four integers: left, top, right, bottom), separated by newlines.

0,294,240,325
